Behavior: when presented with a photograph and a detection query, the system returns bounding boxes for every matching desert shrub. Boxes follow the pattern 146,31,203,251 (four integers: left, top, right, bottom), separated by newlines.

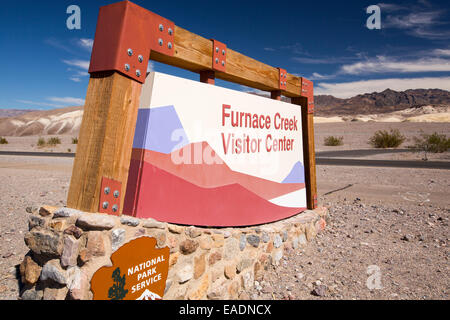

368,129,405,148
324,136,344,146
0,137,8,144
67,148,71,153
410,132,450,154
37,137,46,147
47,137,61,146
72,137,78,144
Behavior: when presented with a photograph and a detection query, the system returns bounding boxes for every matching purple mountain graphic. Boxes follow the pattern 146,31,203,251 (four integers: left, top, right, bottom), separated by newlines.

282,162,305,184
133,106,189,154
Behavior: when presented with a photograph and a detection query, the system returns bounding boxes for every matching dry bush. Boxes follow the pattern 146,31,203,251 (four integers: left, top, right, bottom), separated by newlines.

369,129,405,148
324,136,344,146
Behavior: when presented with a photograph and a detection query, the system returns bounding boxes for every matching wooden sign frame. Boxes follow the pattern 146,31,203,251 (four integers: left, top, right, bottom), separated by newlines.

67,0,317,216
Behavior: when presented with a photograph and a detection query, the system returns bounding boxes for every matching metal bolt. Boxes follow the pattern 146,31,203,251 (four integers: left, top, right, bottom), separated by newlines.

215,58,219,64
113,190,120,198
168,28,173,35
104,187,110,195
216,47,219,53
136,70,141,77
112,205,118,213
102,202,109,209
221,60,225,66
127,48,133,56
138,55,143,63
281,73,283,77
158,38,163,46
168,42,173,49
159,24,164,31
124,64,130,71
222,49,225,55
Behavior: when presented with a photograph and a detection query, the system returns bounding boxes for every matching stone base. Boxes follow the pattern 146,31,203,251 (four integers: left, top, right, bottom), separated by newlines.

19,205,328,300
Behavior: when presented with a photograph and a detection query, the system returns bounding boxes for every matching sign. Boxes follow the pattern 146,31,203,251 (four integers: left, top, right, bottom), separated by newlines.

123,72,307,226
91,237,169,300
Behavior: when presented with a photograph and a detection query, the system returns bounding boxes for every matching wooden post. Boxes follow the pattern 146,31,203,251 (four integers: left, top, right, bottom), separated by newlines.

292,96,317,209
200,70,215,84
67,72,142,214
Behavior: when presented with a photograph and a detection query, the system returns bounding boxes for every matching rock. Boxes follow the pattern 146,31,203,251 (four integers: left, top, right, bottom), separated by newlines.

247,235,260,248
43,286,68,300
28,215,47,230
212,234,224,248
40,260,67,285
265,242,274,253
199,236,213,250
207,279,226,300
306,223,317,241
228,281,239,299
168,224,184,234
85,231,106,258
298,233,307,246
239,234,246,251
167,235,179,253
272,250,283,266
169,252,180,267
236,258,254,274
311,284,327,297
186,227,202,238
295,272,304,280
111,229,126,252
120,215,140,227
53,207,82,218
61,235,80,268
241,271,254,290
26,206,39,214
224,264,236,280
208,251,222,265
238,291,250,300
224,238,239,260
401,235,414,242
292,237,299,249
261,232,270,243
76,214,116,230
48,220,66,232
223,231,231,238
39,205,56,217
24,228,63,257
142,218,166,229
155,231,166,248
63,225,83,239
282,230,288,242
188,273,209,300
67,267,89,300
194,253,206,279
180,239,199,255
20,256,42,285
21,286,43,300
78,248,89,265
177,264,194,284
273,235,282,248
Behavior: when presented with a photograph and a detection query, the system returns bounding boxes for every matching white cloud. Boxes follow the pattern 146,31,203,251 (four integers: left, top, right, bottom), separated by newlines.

340,55,450,75
315,76,450,98
47,97,85,105
309,72,335,80
69,77,82,82
62,59,90,71
16,100,62,108
79,38,93,50
433,49,450,57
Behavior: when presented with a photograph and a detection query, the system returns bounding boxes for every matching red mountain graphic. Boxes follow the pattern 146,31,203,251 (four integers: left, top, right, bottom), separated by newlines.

123,142,306,226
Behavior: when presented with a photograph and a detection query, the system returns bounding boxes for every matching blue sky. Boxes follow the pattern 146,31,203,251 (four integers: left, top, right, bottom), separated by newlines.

0,0,449,109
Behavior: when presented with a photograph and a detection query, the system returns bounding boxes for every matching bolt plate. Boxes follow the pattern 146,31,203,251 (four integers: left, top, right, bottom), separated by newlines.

99,177,122,216
278,68,287,90
300,77,314,114
211,39,226,72
88,1,174,83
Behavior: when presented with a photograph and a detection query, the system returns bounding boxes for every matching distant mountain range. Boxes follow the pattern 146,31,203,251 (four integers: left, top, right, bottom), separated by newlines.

314,89,450,116
0,88,449,136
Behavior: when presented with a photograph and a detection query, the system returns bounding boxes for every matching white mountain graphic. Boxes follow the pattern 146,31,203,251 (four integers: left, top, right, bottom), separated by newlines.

136,289,162,300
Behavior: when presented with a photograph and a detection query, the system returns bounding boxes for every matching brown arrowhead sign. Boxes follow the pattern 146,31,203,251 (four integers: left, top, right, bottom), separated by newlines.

91,236,170,300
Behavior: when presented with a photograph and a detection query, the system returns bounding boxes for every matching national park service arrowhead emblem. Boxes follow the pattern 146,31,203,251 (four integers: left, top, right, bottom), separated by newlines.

90,236,170,300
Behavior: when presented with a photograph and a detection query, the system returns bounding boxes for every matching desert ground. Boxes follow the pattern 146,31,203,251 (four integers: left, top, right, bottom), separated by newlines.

0,122,448,300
